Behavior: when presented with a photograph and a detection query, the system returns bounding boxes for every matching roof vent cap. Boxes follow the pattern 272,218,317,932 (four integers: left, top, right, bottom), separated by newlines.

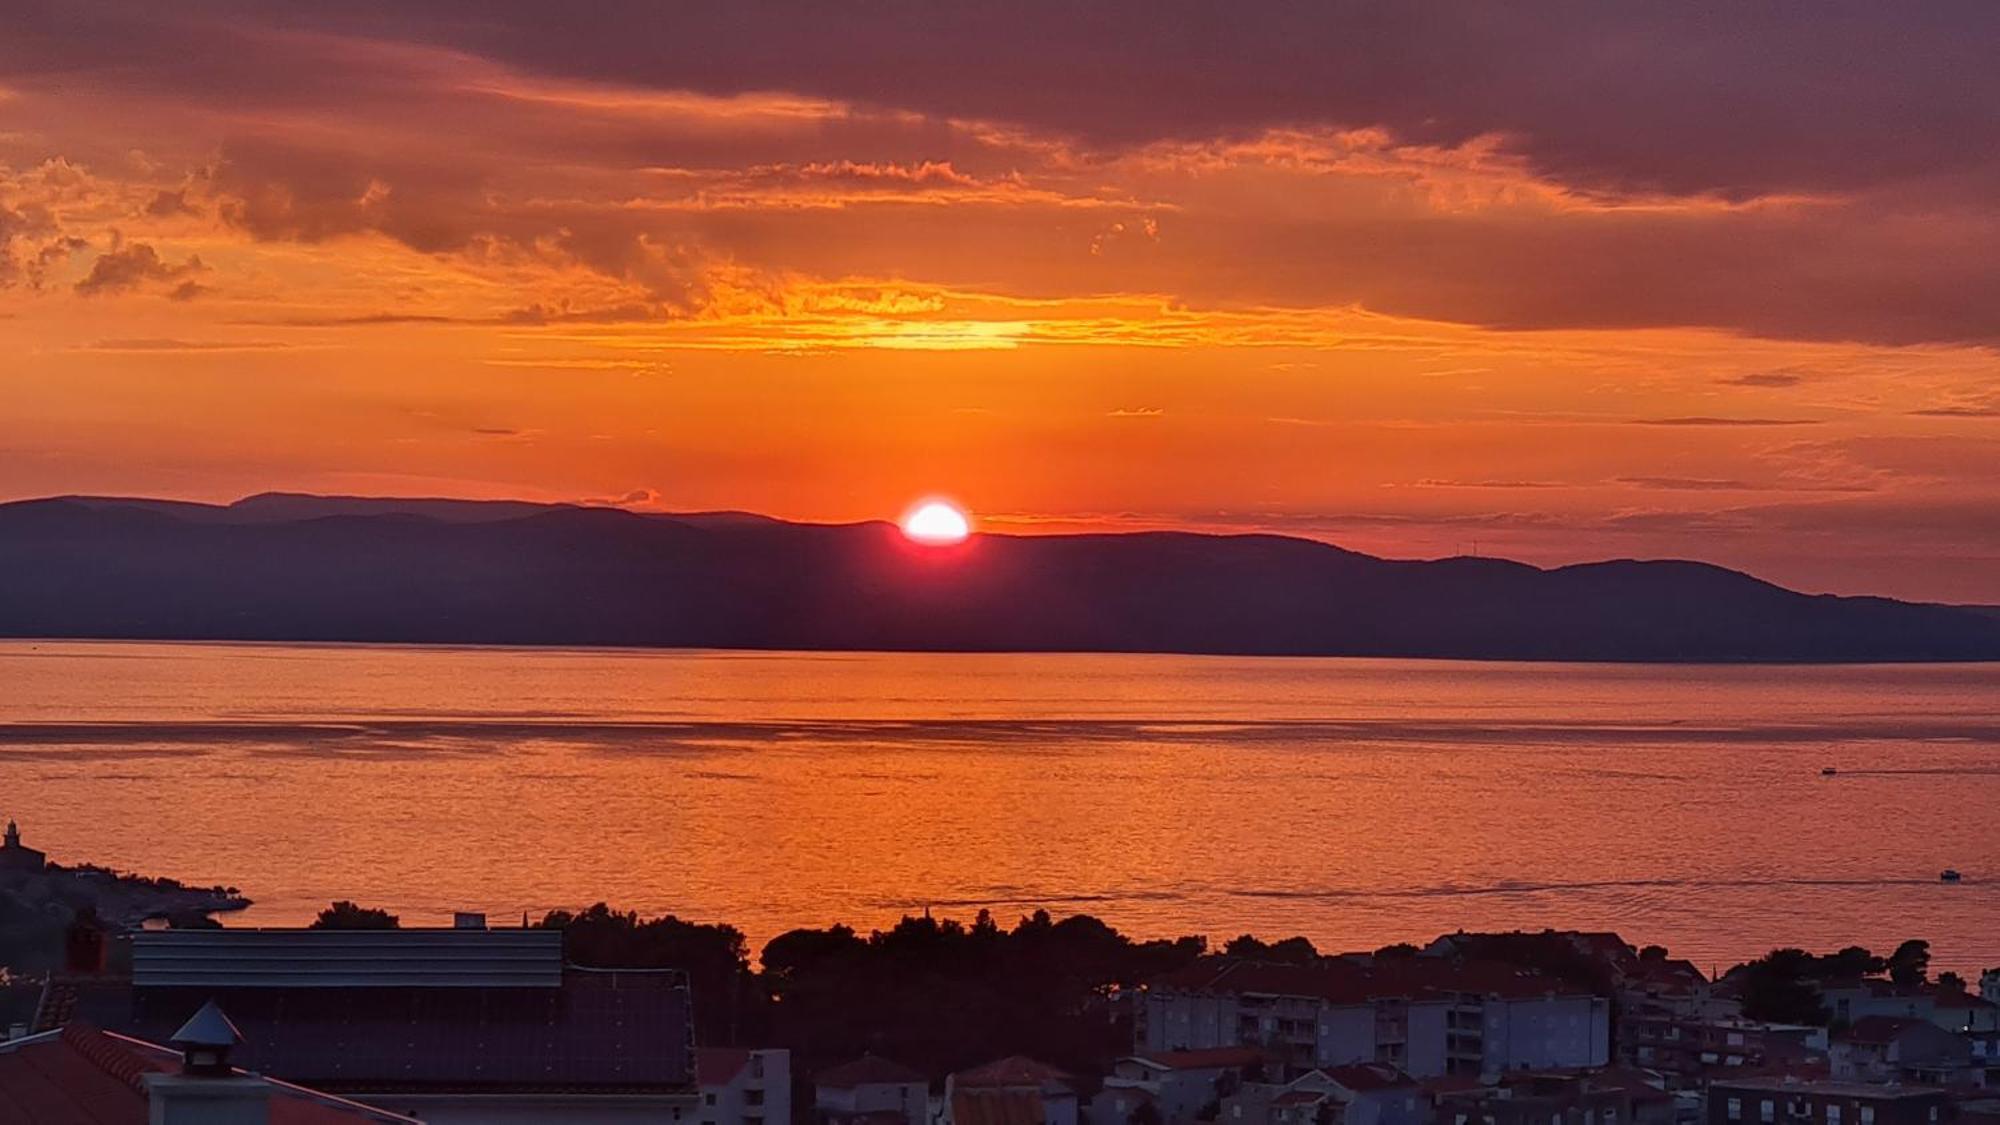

170,999,244,1076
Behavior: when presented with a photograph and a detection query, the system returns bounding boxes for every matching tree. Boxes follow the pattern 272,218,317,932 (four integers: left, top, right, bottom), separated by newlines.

1223,934,1317,963
309,901,399,929
1822,946,1886,979
537,904,751,1043
752,909,1204,1082
1936,971,1965,992
1735,949,1830,1025
1887,940,1931,988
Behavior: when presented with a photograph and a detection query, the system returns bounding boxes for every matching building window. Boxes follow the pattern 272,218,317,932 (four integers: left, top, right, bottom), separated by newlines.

1761,1100,1775,1123
706,1094,718,1107
1928,1110,1938,1123
747,1091,765,1106
1828,1106,1840,1125
1726,1098,1741,1121
1859,1108,1874,1125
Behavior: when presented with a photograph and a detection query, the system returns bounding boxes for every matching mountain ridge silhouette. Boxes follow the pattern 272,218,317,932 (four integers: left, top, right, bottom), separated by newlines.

4,493,1995,662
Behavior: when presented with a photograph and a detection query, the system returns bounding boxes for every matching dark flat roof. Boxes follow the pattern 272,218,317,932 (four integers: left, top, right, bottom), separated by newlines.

52,968,694,1096
132,929,565,989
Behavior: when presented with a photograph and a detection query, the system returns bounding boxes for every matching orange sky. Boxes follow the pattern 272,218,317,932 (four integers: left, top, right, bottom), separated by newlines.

3,6,1997,601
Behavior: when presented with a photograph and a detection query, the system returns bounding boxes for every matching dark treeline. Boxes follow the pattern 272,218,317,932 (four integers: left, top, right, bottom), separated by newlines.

309,899,1212,1075
304,901,1970,1077
309,900,399,930
757,909,1206,1078
1725,939,1935,1025
540,903,1209,1077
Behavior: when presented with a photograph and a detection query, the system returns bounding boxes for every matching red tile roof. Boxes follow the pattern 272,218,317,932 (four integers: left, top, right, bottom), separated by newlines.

1933,991,1997,1010
1273,1090,1330,1106
952,1090,1046,1125
817,1054,927,1089
954,1057,1072,1090
0,1023,415,1124
1843,1016,1931,1045
1148,956,1592,1004
698,1048,752,1086
1129,1047,1268,1071
1566,933,1640,964
831,1111,914,1125
1420,1075,1489,1097
1631,959,1707,992
1502,1066,1672,1103
1322,1062,1416,1092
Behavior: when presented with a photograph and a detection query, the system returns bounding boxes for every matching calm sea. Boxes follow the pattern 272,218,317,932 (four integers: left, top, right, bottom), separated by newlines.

2,640,1996,972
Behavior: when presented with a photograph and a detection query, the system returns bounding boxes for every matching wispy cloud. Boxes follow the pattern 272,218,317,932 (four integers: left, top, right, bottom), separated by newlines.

1716,371,1805,388
74,338,294,353
1414,479,1566,489
1628,416,1823,427
1616,476,1759,491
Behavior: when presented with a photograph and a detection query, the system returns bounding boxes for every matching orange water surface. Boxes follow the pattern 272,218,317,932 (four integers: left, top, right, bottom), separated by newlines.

2,641,1995,971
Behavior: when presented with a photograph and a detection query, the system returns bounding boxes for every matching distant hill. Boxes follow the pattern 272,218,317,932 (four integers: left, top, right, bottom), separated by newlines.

2,494,1997,662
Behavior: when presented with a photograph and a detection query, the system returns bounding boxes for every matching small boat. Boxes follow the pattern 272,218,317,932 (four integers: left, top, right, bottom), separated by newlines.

1821,767,1838,776
1941,869,1963,883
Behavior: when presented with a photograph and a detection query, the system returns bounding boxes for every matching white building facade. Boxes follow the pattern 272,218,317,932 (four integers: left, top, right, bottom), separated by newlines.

1138,960,1610,1079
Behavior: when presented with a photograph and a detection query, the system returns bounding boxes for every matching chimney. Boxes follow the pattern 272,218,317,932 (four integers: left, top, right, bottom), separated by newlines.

144,1000,269,1125
64,908,108,973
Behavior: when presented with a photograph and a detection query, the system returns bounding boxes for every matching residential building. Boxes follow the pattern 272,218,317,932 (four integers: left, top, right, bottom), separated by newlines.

1424,932,1709,1008
1094,1080,1161,1125
1813,980,2000,1038
1960,1098,2000,1125
1222,1062,1425,1125
1705,1080,1951,1125
702,1048,792,1125
1829,1018,1970,1086
1820,985,1918,1032
1138,957,1610,1079
816,1054,930,1125
948,1056,1077,1125
0,1014,415,1124
1105,1046,1271,1123
1621,1009,1828,1090
1429,1068,1675,1125
42,924,701,1123
1933,991,2000,1036
1972,1030,2000,1076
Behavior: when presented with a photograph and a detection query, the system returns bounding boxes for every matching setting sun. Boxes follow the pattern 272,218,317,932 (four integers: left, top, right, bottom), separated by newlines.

901,500,972,545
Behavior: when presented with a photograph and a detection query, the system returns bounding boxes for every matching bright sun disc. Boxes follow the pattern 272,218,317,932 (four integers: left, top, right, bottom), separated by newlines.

901,500,971,545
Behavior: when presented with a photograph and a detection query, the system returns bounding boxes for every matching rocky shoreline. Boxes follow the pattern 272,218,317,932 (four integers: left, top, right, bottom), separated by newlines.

1,863,251,972
20,863,251,927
